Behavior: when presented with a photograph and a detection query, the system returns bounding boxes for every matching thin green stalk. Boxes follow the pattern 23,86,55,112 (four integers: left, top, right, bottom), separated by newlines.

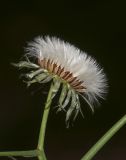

37,82,54,160
81,114,126,160
38,150,47,160
0,150,38,157
0,82,54,160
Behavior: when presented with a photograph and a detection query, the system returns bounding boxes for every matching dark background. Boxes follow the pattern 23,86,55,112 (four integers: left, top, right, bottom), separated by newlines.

0,0,126,160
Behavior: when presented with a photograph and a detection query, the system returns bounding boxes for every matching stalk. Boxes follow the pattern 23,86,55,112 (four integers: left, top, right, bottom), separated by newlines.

37,82,54,160
0,150,38,157
0,82,55,160
81,115,126,160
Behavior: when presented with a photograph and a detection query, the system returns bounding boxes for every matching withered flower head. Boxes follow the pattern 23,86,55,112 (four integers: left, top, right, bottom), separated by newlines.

13,36,107,126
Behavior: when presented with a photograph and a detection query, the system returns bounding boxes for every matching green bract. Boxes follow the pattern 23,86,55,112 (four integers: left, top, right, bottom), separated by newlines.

12,60,93,126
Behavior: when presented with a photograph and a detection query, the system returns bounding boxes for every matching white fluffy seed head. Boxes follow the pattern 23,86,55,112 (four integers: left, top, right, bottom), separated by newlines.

26,36,108,104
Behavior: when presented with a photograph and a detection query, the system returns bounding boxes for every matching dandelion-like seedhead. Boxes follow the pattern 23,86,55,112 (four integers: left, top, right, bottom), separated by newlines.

13,36,107,126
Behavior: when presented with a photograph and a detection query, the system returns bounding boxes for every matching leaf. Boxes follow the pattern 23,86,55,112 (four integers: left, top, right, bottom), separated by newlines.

35,73,49,82
57,89,72,113
39,75,52,83
65,90,77,124
25,68,45,79
25,73,49,87
59,84,68,106
56,84,68,112
51,78,61,99
11,61,39,69
24,79,38,87
73,94,81,121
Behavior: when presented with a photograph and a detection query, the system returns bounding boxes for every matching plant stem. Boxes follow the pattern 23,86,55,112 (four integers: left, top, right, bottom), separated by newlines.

81,114,126,160
0,150,38,157
0,82,54,160
37,82,54,160
38,150,47,160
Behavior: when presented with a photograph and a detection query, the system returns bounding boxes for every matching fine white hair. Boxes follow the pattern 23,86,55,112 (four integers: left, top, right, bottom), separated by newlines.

26,36,108,105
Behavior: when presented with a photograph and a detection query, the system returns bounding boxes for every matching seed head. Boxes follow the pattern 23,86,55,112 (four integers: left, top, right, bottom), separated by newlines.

13,36,108,126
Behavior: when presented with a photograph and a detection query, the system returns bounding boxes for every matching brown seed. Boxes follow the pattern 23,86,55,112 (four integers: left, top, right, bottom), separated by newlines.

52,63,57,73
61,71,70,79
64,72,73,80
48,60,53,72
59,67,64,76
54,66,59,74
38,59,43,68
38,58,85,93
47,59,50,69
57,65,62,75
72,80,83,87
44,58,48,69
42,58,46,68
68,76,77,83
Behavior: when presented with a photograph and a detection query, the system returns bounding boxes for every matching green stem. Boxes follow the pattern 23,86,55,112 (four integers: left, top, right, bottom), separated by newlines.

0,150,38,157
38,150,47,160
81,114,126,160
37,82,54,160
0,82,54,160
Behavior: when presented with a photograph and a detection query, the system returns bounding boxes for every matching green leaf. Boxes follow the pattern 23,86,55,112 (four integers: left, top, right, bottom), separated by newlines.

40,76,52,83
26,68,45,79
11,61,39,69
35,73,49,83
57,89,72,113
25,73,49,87
51,78,61,99
59,84,68,106
57,84,68,112
73,94,81,121
65,90,77,124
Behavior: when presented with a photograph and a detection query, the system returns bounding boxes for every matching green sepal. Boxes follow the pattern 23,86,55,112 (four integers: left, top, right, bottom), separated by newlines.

59,84,68,106
65,90,77,124
25,73,49,87
11,61,39,69
26,68,45,79
73,94,81,121
51,78,61,99
40,76,52,83
57,89,72,113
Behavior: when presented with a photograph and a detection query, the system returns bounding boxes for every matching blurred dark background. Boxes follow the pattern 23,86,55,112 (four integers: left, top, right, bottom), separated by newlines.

0,0,126,160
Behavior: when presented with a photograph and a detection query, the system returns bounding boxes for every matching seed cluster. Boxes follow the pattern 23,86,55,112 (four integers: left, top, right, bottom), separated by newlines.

38,58,86,92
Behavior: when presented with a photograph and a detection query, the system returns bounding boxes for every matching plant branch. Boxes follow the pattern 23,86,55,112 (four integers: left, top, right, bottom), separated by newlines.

37,82,55,160
81,114,126,160
0,150,38,157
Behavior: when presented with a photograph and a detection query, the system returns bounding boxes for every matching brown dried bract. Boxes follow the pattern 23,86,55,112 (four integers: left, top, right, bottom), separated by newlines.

38,58,86,92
